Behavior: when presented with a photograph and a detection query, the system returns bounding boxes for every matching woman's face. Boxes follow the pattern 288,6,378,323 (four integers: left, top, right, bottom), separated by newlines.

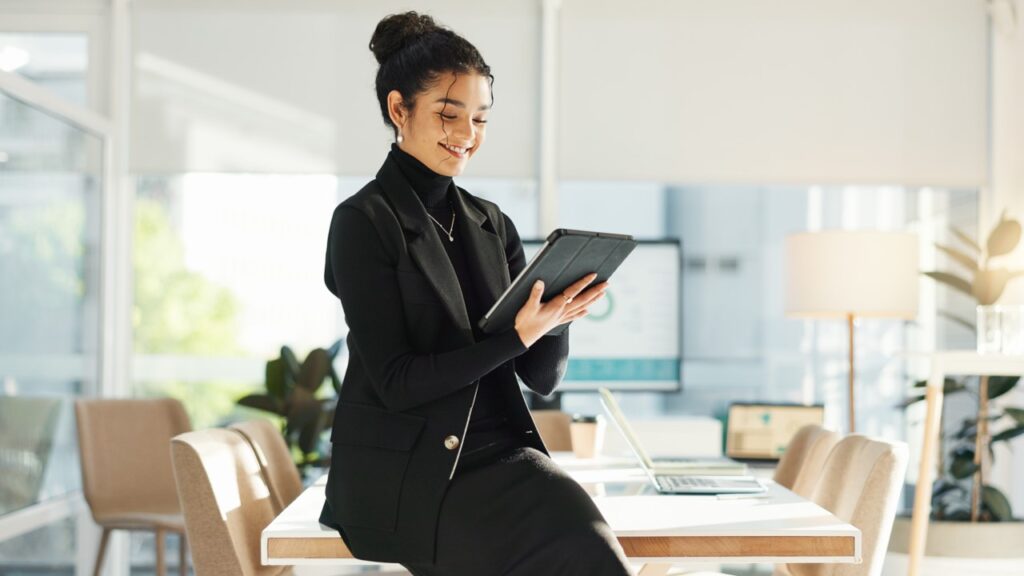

387,71,491,177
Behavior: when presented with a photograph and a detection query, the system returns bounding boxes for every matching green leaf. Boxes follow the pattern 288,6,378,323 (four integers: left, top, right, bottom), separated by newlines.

281,345,301,379
982,485,1014,521
327,337,344,359
931,478,962,499
297,410,327,455
935,243,979,272
950,225,981,253
285,387,318,438
986,214,1022,258
902,378,967,408
899,394,925,408
1005,407,1024,425
238,394,284,415
923,271,974,298
952,419,977,441
950,455,979,479
297,348,331,392
992,425,1024,444
913,377,962,390
329,367,342,394
988,376,1020,400
266,357,286,399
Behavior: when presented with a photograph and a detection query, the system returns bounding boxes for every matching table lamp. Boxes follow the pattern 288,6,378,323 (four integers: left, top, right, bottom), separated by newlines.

785,230,919,432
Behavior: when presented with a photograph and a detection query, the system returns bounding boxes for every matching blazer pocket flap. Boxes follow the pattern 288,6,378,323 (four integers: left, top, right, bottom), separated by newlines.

331,402,426,451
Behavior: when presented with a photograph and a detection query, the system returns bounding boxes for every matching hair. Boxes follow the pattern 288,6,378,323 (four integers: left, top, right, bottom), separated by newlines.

369,11,494,139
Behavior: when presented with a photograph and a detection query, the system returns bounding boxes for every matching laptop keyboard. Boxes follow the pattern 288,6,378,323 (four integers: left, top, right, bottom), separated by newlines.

656,475,718,490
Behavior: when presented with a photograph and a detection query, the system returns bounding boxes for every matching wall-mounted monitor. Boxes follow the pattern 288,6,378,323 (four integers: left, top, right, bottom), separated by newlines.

520,239,682,392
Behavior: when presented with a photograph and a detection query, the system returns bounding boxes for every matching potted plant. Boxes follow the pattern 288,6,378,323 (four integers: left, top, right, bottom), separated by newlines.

237,338,345,476
887,213,1024,573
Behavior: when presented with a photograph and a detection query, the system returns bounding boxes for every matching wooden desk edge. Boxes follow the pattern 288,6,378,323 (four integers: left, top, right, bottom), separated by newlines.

265,534,858,562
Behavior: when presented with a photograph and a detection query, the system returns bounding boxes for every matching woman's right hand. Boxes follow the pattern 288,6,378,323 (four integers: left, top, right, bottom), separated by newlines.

513,272,608,348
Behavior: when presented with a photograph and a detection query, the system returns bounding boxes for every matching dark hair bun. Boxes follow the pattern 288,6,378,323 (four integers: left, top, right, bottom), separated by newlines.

370,11,439,65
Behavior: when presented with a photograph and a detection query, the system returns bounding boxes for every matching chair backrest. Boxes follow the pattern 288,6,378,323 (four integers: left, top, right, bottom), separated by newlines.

785,435,908,576
74,398,191,522
171,428,287,576
531,410,573,451
229,420,302,513
773,424,842,497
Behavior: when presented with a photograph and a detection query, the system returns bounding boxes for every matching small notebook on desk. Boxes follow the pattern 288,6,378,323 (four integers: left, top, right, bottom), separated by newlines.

478,228,637,336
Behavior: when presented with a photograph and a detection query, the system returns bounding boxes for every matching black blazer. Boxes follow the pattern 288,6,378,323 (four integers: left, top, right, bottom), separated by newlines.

318,153,569,564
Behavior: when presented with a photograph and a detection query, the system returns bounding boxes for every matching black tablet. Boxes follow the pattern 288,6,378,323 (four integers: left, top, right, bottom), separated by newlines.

478,228,637,336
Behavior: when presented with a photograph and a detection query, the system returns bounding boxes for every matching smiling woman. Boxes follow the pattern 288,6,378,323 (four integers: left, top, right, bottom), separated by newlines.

370,14,492,176
317,10,625,576
390,72,490,170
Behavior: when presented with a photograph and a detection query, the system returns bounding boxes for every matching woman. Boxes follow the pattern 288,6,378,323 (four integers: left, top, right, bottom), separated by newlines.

318,11,633,576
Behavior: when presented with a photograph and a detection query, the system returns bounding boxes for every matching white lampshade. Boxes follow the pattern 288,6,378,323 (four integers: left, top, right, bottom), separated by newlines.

785,230,919,319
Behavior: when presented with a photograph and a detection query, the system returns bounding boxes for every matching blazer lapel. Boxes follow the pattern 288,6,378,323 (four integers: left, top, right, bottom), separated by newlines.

451,183,511,310
377,155,472,334
375,154,511,336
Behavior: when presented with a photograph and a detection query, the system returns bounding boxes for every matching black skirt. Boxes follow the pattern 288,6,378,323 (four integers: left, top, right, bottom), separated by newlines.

401,439,634,576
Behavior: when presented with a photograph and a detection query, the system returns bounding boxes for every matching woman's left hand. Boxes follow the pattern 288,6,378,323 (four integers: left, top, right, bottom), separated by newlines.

514,273,608,347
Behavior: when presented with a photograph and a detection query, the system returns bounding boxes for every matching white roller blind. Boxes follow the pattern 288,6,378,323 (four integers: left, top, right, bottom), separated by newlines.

559,0,988,186
131,0,539,178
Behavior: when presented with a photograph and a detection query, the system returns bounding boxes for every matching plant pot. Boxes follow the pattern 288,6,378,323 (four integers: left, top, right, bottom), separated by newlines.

884,514,1024,575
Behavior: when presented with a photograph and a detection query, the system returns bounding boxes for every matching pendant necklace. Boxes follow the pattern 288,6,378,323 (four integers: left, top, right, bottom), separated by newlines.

426,203,456,242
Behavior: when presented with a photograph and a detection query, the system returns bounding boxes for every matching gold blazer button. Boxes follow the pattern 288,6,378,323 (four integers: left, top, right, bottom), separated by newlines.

444,435,460,451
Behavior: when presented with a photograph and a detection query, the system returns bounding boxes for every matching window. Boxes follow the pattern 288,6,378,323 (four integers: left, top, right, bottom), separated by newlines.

558,182,977,441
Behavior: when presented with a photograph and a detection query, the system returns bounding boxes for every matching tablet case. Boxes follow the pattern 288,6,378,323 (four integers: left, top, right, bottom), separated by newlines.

478,228,637,336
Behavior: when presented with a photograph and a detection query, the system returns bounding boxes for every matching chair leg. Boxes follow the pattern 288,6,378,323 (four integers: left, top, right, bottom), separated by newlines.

155,528,166,576
93,528,111,576
179,531,188,576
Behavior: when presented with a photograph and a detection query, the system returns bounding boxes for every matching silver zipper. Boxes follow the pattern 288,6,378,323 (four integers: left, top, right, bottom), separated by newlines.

448,381,480,480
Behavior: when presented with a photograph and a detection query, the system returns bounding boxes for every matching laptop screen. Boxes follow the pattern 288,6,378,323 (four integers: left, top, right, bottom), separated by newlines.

725,403,825,461
598,388,655,470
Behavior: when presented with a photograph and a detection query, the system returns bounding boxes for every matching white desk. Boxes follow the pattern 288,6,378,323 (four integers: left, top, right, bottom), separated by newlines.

262,456,860,574
908,352,1024,576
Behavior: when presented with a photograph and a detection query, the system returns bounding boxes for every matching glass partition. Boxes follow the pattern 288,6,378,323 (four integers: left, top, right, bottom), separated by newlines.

0,89,103,572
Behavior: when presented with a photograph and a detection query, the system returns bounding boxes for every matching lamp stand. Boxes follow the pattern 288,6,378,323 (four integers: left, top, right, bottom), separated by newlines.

847,313,856,433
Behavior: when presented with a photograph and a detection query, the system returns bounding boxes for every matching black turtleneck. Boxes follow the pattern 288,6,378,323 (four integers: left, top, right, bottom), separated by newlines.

388,143,528,468
389,143,452,208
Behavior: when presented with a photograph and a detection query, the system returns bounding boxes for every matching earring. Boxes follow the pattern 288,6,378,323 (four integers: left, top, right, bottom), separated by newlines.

396,128,404,144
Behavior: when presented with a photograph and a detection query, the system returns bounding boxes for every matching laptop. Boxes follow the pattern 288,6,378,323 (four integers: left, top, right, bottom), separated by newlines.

726,402,825,462
598,388,766,495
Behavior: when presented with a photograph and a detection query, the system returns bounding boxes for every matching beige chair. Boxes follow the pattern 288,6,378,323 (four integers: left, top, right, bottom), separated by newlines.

175,427,410,576
773,424,842,497
530,409,573,451
229,419,303,513
682,435,908,576
75,398,192,576
786,435,907,576
171,428,289,576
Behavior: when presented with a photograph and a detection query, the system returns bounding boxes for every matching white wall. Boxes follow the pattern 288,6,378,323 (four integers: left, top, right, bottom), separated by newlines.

131,0,541,178
559,0,989,187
